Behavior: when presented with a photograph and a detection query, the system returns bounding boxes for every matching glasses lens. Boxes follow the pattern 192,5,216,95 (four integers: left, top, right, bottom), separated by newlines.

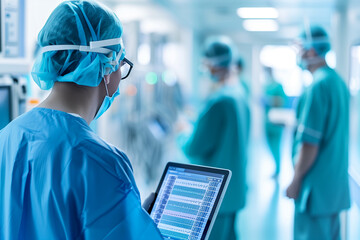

121,62,130,79
120,58,133,80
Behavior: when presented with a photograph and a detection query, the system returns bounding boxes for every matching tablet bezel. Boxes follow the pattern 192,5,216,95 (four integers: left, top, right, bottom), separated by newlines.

148,162,232,240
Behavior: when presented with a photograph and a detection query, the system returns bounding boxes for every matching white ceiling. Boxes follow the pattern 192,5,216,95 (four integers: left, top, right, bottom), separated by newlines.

101,0,360,43
149,0,357,41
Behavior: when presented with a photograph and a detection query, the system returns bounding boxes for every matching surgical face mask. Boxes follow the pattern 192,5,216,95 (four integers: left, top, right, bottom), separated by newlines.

296,48,326,71
296,54,309,70
202,67,218,82
210,72,222,82
209,66,229,82
94,80,120,120
296,55,325,71
296,47,311,70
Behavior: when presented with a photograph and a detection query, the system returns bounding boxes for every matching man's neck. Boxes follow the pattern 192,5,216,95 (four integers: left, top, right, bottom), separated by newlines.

38,82,101,125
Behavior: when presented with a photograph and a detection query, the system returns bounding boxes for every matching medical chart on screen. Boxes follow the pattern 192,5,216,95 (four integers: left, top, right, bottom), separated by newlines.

150,167,224,240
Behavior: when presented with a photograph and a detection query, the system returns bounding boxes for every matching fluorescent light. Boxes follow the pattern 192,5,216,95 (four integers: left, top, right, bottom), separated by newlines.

243,19,279,32
237,7,279,19
140,20,176,34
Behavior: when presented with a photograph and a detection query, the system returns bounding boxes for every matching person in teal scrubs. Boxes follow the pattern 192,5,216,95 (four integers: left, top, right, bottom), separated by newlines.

262,66,287,177
286,26,350,240
236,57,251,99
0,1,162,239
180,38,250,240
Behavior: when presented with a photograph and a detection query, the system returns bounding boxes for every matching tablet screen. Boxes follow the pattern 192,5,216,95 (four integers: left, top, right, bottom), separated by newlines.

150,163,230,240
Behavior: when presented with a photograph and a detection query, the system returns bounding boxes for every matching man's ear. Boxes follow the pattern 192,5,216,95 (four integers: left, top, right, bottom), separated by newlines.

104,74,111,84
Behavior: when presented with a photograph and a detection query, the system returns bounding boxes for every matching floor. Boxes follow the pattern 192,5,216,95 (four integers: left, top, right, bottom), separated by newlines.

236,129,294,240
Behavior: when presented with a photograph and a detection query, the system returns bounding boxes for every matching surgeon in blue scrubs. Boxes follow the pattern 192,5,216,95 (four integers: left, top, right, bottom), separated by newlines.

286,26,350,240
180,38,250,240
0,1,162,239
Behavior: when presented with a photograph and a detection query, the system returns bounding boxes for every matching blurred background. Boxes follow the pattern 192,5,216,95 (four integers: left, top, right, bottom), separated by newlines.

1,0,360,239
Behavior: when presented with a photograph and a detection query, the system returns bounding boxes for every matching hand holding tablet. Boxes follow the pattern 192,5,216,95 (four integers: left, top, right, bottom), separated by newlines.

148,162,231,240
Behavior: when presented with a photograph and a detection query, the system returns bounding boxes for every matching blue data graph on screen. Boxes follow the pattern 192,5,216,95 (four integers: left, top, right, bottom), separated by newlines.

171,185,206,199
150,167,224,240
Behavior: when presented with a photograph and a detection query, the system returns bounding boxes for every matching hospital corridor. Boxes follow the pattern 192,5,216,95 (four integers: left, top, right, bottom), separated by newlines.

1,0,360,239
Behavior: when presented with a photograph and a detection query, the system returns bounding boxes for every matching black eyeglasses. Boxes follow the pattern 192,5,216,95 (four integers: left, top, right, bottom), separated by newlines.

120,57,133,80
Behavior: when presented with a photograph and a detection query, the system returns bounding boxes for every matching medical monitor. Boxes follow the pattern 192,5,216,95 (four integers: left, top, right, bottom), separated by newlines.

149,162,231,240
0,85,12,130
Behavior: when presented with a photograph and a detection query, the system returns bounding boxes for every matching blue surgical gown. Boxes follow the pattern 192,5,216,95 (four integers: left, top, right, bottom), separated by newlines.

0,108,162,239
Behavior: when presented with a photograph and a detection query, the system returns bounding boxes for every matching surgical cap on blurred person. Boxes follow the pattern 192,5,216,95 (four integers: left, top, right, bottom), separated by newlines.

203,38,233,68
31,0,126,90
298,25,331,58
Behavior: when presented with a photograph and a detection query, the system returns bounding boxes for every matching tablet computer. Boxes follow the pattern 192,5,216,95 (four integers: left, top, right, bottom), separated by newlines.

148,162,232,240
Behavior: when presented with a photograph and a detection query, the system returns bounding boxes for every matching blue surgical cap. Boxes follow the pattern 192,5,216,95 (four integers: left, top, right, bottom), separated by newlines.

203,39,233,68
31,0,125,90
299,25,330,57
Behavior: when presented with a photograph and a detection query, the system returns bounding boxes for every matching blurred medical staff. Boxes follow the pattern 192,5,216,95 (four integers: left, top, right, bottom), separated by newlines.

179,38,250,240
0,1,162,239
236,57,251,98
286,26,350,240
262,66,287,177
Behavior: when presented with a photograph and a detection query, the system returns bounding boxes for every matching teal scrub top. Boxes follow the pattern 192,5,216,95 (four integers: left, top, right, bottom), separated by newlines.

292,67,351,216
0,108,162,239
182,86,250,214
263,80,286,110
263,80,287,133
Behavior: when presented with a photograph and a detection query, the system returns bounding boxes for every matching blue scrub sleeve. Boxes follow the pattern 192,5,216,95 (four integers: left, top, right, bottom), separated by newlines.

297,83,326,145
82,192,162,240
66,147,162,240
182,100,226,159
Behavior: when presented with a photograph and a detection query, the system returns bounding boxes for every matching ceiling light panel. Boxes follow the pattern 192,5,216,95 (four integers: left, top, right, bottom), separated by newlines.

243,19,279,32
237,7,279,19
